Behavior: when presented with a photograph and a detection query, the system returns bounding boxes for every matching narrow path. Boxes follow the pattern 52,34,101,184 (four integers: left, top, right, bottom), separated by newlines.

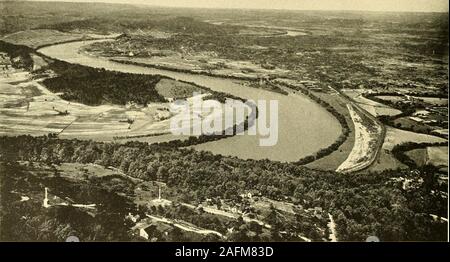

327,213,338,242
146,214,224,238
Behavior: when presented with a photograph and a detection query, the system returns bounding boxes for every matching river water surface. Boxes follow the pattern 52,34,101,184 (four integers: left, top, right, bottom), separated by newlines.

39,40,341,162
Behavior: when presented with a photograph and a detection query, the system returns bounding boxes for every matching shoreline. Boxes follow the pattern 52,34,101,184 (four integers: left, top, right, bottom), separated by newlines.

33,38,350,166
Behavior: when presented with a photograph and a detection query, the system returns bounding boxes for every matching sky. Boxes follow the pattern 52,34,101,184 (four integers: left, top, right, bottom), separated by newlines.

24,0,450,12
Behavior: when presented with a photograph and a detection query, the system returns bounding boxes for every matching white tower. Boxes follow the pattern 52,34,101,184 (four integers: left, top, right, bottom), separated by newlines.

43,187,50,208
158,186,161,200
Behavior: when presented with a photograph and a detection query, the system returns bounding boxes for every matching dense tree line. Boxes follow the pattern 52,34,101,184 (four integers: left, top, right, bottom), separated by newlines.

110,59,257,82
0,161,301,242
3,39,248,107
0,40,34,70
0,162,134,241
42,60,166,106
0,135,446,241
43,17,242,36
363,93,448,138
391,142,449,169
277,82,351,165
38,51,248,106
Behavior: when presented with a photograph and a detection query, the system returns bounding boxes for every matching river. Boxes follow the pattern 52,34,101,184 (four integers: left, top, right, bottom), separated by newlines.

38,40,341,162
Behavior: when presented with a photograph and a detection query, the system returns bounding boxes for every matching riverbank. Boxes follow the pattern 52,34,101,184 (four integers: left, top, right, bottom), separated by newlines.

96,52,354,166
38,39,342,162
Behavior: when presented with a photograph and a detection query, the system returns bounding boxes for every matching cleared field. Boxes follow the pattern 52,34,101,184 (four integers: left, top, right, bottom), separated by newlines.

404,146,448,169
415,97,448,106
377,95,448,106
405,148,428,166
85,44,291,80
392,117,434,133
375,95,404,103
1,29,118,49
0,70,230,141
382,127,447,151
2,29,84,49
343,90,402,117
368,128,447,172
427,146,448,168
367,150,408,173
336,104,383,173
155,78,205,99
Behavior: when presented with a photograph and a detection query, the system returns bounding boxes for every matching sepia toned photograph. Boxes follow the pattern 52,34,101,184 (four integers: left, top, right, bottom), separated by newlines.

0,0,448,244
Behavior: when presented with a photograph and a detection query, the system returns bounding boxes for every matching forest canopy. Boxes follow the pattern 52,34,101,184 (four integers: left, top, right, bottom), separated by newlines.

0,135,447,241
42,60,166,106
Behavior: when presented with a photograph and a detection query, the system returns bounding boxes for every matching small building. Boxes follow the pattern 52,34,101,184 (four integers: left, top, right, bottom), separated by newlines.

409,116,425,123
414,110,430,117
126,212,140,223
240,192,253,199
139,224,157,240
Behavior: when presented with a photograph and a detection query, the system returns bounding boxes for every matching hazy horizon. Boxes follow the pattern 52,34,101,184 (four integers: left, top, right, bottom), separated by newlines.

18,0,450,13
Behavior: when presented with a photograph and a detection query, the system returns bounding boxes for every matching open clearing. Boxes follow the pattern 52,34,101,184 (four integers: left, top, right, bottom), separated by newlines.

2,29,85,49
343,89,402,117
416,97,448,106
0,70,235,141
2,29,118,49
427,146,449,168
85,37,291,80
154,78,206,99
368,128,447,172
382,127,447,151
405,146,448,169
108,55,291,80
406,149,428,166
377,95,448,106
